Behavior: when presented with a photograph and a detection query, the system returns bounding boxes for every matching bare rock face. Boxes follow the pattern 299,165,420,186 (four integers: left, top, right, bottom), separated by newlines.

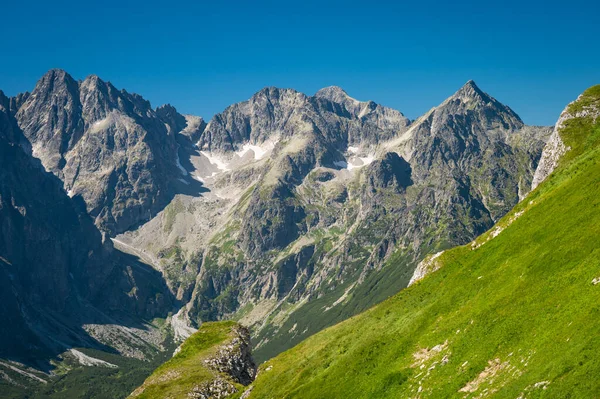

187,378,238,399
314,85,411,143
14,69,184,235
203,325,256,385
365,152,412,192
186,325,256,398
532,128,567,190
0,90,174,364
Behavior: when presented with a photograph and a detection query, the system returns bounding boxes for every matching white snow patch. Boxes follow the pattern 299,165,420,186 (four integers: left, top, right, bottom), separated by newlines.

67,189,74,198
90,116,112,133
175,154,188,176
348,154,375,170
334,154,375,171
68,349,117,368
358,104,370,118
347,146,359,154
235,140,277,160
200,151,230,172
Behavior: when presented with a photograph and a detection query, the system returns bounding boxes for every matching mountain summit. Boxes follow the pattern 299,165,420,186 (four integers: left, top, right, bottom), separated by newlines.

15,69,195,234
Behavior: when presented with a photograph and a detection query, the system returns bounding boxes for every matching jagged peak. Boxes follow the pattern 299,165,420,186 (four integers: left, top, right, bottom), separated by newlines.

433,80,524,128
316,85,349,97
41,68,71,79
452,79,488,102
82,74,103,84
80,74,115,92
35,68,77,89
252,86,303,100
156,103,178,112
315,85,357,104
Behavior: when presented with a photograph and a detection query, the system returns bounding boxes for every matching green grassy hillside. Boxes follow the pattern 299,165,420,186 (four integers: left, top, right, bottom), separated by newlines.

130,321,249,399
244,86,600,398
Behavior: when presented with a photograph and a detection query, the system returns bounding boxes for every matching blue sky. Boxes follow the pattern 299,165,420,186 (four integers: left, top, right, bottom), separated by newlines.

1,0,598,126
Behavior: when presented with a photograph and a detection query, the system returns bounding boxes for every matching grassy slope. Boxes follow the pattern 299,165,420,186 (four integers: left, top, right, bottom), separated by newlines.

246,86,600,398
130,321,244,399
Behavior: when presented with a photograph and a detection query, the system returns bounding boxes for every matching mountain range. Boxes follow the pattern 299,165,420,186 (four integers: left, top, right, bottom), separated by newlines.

129,85,600,399
0,69,556,397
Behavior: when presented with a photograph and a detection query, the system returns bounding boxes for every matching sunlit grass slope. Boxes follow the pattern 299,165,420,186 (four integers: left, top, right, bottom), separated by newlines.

130,321,245,399
246,86,600,398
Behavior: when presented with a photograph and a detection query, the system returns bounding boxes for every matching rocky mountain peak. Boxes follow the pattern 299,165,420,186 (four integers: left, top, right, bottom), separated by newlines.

29,68,79,102
156,103,187,134
253,86,300,100
40,68,76,85
451,79,490,104
12,69,186,235
314,85,354,103
428,80,524,133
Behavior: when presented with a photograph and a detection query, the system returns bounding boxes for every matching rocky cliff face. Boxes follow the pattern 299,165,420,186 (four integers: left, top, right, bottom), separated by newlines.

0,90,174,368
116,80,551,360
14,69,186,235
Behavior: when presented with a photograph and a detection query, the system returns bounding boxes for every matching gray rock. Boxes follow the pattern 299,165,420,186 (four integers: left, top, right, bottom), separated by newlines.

15,69,188,235
0,89,174,366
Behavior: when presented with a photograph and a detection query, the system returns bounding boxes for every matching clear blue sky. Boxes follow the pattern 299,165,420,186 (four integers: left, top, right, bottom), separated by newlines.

1,0,598,126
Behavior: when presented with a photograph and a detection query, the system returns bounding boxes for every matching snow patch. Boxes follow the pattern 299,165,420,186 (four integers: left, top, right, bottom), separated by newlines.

200,151,230,172
235,140,277,160
90,116,112,133
348,154,375,170
335,153,375,171
175,154,188,176
358,104,370,118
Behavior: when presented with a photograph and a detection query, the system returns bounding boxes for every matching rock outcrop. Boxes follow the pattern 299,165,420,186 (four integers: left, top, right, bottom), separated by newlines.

203,325,256,385
129,322,255,399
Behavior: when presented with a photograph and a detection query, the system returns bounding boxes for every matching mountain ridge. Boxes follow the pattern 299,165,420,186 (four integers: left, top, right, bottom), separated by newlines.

236,83,600,399
108,74,551,361
1,70,555,397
